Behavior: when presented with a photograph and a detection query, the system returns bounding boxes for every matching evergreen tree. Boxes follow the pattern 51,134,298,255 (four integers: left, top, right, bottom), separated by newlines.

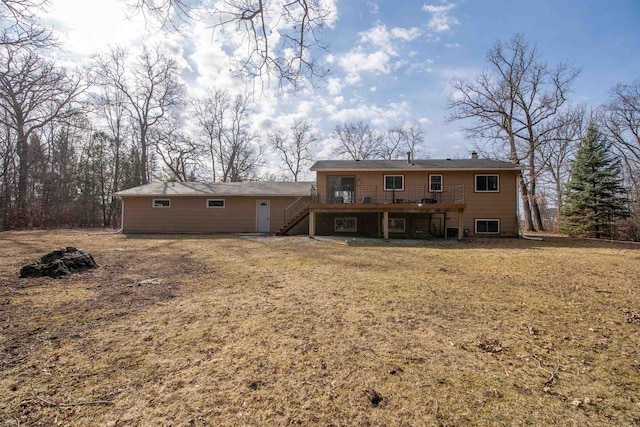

560,123,631,238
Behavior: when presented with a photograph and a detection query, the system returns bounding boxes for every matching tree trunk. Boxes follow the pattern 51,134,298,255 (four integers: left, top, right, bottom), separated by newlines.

518,172,535,232
140,126,148,185
16,130,28,228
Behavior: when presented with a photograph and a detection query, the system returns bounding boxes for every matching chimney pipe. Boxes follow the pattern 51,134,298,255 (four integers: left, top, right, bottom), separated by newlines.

470,151,478,159
407,151,412,164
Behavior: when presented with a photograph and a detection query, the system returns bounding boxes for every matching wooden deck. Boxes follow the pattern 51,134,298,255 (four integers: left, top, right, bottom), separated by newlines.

308,202,467,213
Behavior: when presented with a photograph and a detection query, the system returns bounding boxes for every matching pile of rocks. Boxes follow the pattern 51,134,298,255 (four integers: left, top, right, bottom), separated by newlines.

20,247,98,278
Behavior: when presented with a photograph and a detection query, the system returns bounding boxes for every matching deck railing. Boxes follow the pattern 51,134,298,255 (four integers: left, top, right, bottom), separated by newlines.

283,194,311,225
311,184,465,205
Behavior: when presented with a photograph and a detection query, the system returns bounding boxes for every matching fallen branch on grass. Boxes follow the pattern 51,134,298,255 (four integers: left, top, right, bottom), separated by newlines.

33,395,114,407
532,355,560,386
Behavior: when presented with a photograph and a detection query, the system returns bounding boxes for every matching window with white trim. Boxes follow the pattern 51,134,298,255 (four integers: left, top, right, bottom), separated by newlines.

206,199,225,208
152,199,170,208
475,174,499,192
388,218,406,233
334,217,357,232
384,175,404,191
475,219,500,234
429,174,443,192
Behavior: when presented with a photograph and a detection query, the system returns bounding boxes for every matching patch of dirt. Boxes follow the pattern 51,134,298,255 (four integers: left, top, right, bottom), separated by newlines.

478,339,503,353
622,309,640,324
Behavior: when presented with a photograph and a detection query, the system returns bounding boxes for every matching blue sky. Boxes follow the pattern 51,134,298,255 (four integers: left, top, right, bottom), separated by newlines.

44,0,640,166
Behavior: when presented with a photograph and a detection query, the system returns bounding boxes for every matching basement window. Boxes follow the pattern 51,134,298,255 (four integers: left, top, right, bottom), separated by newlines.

388,218,406,233
335,217,357,232
207,199,225,208
152,199,170,208
475,219,500,234
475,174,499,192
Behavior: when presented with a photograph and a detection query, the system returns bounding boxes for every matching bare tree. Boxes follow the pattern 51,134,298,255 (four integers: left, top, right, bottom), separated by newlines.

192,88,263,182
268,119,317,181
447,34,579,232
603,79,640,193
94,46,185,185
150,122,204,182
333,121,383,160
91,49,132,224
0,0,53,47
381,122,426,160
0,46,85,227
129,0,334,91
537,105,585,209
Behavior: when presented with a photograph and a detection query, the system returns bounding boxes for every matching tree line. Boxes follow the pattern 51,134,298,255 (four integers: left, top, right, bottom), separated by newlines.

0,41,428,230
0,2,637,238
447,34,639,239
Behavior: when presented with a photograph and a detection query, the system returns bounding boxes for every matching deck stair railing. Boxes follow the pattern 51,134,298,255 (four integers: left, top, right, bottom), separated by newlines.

278,194,311,235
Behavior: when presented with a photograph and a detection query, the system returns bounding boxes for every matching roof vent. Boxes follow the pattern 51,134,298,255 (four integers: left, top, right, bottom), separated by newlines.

470,151,479,159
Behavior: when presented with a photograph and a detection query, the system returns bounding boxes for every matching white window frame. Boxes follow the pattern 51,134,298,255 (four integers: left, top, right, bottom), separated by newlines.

334,217,357,232
429,174,443,192
206,199,225,208
475,219,500,234
475,174,500,192
388,218,406,233
152,198,170,208
384,175,404,191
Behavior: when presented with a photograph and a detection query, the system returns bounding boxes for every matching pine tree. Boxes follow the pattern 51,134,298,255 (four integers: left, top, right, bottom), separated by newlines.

560,123,631,238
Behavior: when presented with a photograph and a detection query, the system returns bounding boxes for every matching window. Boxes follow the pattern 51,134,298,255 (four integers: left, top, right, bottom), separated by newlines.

334,217,357,232
327,176,355,203
388,218,406,233
384,175,404,191
429,174,443,192
475,174,499,192
207,199,225,208
152,199,170,208
475,219,500,234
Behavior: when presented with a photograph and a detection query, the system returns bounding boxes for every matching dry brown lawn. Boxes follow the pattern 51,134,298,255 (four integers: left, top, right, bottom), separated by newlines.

1,230,640,426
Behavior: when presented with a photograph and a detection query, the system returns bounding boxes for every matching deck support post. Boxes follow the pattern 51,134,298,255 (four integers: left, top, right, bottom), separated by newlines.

309,210,316,238
457,209,464,240
383,211,389,240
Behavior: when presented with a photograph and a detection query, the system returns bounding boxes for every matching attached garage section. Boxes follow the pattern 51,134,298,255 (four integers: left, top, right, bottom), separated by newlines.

115,182,313,234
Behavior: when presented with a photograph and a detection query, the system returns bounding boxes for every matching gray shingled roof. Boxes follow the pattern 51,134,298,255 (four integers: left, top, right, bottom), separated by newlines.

310,159,521,171
114,181,315,197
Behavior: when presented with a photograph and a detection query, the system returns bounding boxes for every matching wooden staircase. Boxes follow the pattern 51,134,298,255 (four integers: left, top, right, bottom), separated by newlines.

277,205,309,235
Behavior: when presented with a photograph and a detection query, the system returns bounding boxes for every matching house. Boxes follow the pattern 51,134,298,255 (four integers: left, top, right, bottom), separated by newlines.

114,181,313,234
115,155,522,238
307,156,522,239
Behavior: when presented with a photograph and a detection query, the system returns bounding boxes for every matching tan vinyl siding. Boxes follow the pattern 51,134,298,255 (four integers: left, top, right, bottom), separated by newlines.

121,196,298,233
317,169,520,237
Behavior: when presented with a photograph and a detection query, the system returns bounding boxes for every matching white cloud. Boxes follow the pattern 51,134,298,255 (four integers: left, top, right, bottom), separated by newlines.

339,51,390,75
337,24,423,84
328,101,411,128
44,0,150,61
367,1,380,15
422,2,460,33
390,27,422,41
327,77,343,96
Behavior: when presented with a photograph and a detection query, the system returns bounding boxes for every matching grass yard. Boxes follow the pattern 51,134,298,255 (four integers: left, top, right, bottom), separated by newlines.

1,230,640,426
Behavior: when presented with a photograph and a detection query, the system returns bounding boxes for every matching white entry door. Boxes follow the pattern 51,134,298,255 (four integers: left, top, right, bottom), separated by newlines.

256,200,270,232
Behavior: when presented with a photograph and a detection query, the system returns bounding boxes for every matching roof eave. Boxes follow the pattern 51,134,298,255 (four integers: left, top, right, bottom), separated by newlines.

310,167,524,172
